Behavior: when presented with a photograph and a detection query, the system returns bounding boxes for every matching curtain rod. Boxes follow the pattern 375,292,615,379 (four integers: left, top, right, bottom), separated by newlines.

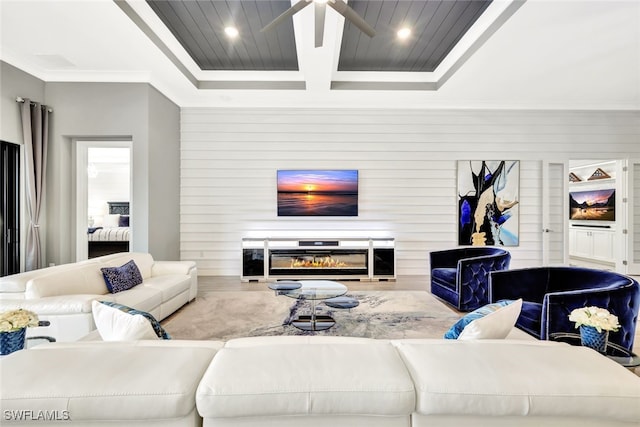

16,97,53,113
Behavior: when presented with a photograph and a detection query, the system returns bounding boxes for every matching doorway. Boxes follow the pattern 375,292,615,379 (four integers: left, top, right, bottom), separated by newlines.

1,141,20,275
75,141,132,261
567,160,625,272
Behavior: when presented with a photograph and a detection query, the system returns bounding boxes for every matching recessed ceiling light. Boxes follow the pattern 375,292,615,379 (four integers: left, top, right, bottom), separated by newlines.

397,27,411,40
224,26,239,38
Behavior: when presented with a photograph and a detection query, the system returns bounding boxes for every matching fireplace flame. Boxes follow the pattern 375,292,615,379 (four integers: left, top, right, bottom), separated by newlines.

291,256,347,268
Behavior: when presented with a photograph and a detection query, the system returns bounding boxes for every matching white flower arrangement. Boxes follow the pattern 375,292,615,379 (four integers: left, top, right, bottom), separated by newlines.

0,309,39,333
568,306,620,333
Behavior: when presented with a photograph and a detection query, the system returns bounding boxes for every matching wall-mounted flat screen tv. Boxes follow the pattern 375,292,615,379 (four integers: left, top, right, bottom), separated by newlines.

277,170,358,216
569,189,615,221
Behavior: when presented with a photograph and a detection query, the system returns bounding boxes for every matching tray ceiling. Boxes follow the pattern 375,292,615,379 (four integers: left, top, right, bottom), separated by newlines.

1,0,638,109
117,0,511,91
144,0,492,73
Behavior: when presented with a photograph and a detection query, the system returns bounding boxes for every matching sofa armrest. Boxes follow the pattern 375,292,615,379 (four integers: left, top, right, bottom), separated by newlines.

430,249,467,269
151,261,196,277
152,261,198,301
542,285,639,351
456,254,510,309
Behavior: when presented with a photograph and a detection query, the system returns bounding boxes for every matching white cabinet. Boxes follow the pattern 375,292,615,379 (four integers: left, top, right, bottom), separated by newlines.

569,227,615,266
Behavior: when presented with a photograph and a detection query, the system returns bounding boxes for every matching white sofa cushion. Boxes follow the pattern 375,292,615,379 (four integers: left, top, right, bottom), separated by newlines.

106,285,163,314
196,339,415,418
394,340,640,424
25,264,108,299
0,259,99,294
143,275,191,301
92,300,158,341
0,343,221,423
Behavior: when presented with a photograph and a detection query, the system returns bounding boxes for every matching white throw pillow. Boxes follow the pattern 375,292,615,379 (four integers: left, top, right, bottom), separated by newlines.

92,300,158,341
458,298,523,340
102,214,121,228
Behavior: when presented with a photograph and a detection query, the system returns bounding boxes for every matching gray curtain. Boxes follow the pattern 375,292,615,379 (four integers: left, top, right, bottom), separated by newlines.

20,98,50,271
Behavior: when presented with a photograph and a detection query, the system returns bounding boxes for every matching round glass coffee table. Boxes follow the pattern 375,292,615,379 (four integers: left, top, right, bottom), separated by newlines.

280,280,348,331
549,332,640,368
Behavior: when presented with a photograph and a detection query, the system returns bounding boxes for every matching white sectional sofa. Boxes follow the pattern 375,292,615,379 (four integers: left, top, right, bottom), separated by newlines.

1,336,638,426
0,252,197,342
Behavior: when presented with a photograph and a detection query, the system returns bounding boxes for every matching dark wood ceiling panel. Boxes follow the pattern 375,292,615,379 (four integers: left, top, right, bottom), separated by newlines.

149,1,217,69
338,0,492,72
145,0,491,74
146,0,298,71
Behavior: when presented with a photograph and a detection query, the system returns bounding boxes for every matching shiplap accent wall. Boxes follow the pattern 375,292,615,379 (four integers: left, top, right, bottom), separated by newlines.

180,108,640,276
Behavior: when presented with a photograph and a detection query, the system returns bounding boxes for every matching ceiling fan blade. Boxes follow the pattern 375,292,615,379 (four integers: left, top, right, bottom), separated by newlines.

261,0,312,33
314,1,326,48
328,0,376,38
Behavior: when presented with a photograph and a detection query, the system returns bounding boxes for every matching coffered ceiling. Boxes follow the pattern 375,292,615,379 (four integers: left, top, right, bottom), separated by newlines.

1,0,639,109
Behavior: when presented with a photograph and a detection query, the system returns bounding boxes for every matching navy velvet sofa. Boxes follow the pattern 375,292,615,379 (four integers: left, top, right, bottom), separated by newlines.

430,247,511,312
489,266,640,351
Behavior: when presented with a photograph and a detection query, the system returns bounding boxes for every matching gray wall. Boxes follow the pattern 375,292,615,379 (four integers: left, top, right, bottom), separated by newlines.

147,87,181,261
0,62,181,266
0,62,45,144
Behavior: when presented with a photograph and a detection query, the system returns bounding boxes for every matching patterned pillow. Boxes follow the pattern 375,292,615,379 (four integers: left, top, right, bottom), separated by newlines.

98,301,171,340
101,260,143,293
444,299,522,340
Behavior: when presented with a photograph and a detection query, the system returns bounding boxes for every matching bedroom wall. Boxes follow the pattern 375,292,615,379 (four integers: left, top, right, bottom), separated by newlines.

180,107,640,276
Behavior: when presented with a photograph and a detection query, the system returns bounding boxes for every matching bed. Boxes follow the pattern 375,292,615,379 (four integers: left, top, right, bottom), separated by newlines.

88,201,130,258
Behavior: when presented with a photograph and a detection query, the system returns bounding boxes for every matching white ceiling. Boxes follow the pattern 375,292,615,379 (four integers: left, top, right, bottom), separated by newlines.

1,0,639,110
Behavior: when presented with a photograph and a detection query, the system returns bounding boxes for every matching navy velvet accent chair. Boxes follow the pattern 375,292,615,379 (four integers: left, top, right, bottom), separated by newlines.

489,266,640,352
430,247,511,312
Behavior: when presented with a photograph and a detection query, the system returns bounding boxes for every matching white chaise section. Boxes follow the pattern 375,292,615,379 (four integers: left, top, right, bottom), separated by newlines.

394,339,640,426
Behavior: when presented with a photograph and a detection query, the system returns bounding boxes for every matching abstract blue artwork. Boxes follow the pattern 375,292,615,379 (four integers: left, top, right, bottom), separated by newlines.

457,160,520,246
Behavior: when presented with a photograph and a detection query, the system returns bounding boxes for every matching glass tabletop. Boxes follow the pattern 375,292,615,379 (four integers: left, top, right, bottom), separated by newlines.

280,280,348,300
549,333,640,368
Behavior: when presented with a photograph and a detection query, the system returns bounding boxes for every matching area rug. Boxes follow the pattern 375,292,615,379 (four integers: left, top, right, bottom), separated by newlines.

162,290,462,341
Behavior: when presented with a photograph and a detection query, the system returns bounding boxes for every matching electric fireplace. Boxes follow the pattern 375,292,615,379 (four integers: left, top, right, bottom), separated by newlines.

241,238,395,281
269,249,368,277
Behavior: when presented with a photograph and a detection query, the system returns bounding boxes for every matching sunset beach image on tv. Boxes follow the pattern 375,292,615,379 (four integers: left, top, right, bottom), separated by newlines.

569,189,615,221
277,170,358,216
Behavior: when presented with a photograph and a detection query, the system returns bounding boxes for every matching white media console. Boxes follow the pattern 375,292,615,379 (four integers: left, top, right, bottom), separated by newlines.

241,238,395,282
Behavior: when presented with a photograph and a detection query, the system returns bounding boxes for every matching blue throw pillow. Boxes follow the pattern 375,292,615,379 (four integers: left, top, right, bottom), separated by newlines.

101,260,143,294
118,215,130,227
99,301,171,340
444,299,516,339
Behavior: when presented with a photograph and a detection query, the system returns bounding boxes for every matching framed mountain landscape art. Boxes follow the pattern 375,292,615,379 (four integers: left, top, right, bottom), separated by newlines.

457,160,520,246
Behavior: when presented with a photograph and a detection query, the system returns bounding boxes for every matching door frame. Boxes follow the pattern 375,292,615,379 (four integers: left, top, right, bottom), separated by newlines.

623,158,640,275
542,160,568,266
75,140,132,261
